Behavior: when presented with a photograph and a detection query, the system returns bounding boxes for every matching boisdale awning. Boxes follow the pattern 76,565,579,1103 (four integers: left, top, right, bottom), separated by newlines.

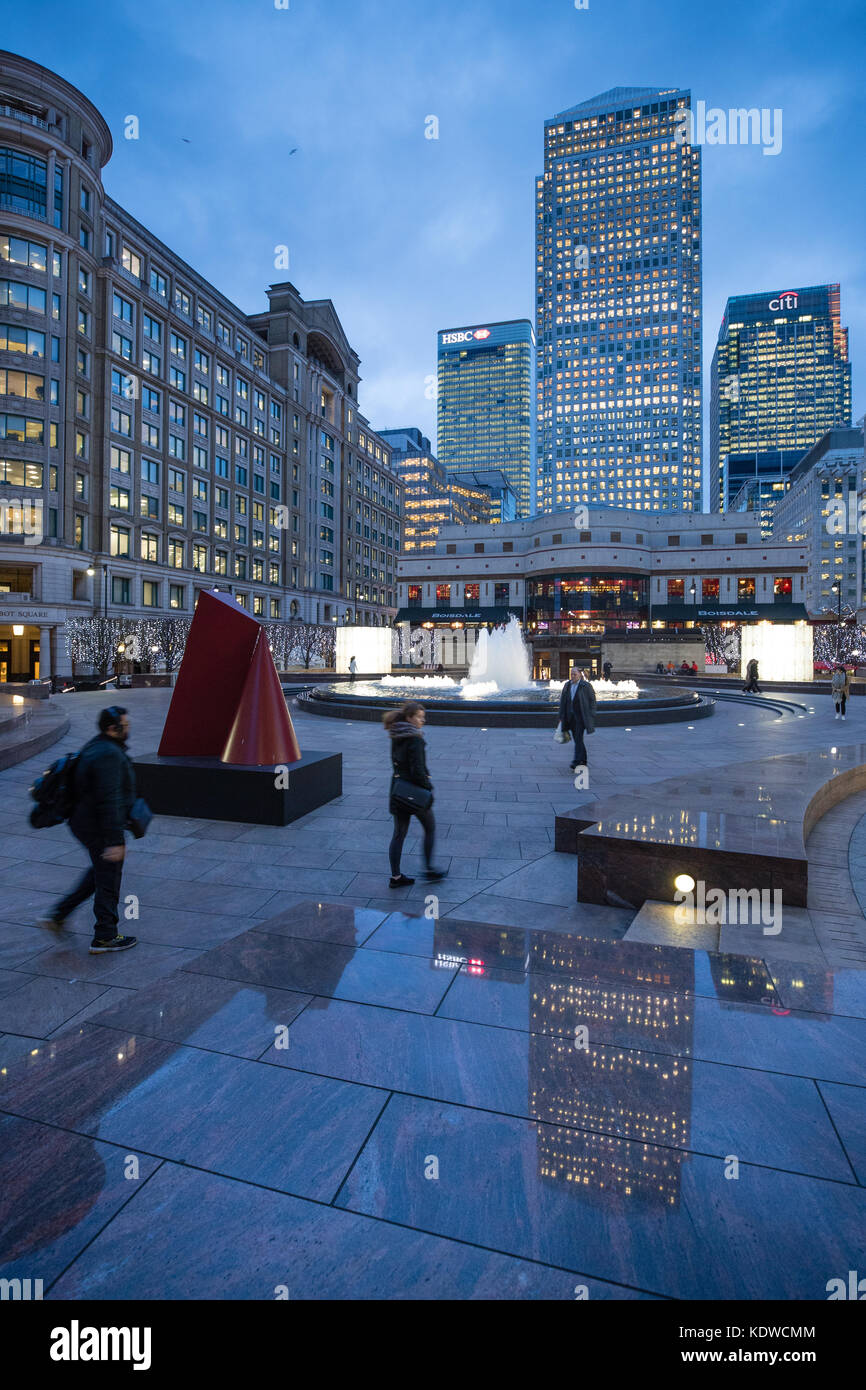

394,607,519,624
651,604,809,624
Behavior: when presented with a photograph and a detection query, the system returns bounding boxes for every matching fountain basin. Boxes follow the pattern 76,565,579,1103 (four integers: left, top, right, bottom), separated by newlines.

296,680,715,728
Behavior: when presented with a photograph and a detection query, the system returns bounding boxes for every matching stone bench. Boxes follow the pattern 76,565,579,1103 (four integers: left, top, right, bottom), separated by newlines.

554,745,866,910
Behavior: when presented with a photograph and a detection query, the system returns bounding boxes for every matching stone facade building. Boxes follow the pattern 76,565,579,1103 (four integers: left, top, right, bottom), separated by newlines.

397,507,808,678
0,51,399,681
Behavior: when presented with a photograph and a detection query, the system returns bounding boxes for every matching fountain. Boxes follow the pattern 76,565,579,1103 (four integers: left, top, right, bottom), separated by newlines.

467,615,532,688
297,616,714,727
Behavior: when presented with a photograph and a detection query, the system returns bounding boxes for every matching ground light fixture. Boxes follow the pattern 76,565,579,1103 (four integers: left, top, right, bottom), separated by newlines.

674,873,696,893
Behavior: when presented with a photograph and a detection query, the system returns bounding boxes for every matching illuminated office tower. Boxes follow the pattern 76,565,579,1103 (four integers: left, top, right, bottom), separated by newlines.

535,87,702,515
380,427,507,552
437,320,535,517
710,284,852,533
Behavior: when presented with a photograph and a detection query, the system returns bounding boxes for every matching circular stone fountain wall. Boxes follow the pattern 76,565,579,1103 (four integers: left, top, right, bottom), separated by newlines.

295,617,715,727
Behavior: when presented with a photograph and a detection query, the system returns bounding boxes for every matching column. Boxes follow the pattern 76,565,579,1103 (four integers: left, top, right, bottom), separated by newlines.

39,626,52,680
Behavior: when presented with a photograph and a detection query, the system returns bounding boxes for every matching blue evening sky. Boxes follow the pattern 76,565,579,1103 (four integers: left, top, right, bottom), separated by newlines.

5,0,864,490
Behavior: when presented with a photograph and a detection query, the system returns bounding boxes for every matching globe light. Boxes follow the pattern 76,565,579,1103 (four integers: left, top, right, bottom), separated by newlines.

674,873,696,893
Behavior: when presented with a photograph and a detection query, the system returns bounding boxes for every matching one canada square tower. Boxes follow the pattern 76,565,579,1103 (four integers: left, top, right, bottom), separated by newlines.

535,87,702,514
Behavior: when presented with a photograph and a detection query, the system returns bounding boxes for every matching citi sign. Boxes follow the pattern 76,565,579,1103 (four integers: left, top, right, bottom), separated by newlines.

441,328,492,345
768,290,798,312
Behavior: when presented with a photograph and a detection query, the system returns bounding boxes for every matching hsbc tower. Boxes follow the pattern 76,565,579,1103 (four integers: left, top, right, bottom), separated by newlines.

437,319,535,517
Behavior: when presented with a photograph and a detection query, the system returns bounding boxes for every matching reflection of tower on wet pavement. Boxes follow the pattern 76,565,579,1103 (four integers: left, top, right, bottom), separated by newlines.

432,921,529,974
709,954,782,1006
528,936,696,1208
709,956,834,1014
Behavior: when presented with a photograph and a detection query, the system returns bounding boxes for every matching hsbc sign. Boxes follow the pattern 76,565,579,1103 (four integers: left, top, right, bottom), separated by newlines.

768,290,799,312
441,328,492,345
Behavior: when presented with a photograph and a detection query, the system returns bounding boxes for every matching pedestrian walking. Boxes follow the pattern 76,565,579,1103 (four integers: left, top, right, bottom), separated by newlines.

36,706,139,953
831,664,851,720
556,666,597,771
348,655,357,683
602,660,613,680
743,658,760,693
385,702,448,888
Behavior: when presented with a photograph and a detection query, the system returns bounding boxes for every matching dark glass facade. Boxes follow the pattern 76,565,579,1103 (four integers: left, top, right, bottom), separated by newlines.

437,320,534,517
710,284,852,531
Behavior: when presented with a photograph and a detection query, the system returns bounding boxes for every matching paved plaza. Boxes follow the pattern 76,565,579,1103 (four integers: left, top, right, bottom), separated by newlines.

1,688,865,1299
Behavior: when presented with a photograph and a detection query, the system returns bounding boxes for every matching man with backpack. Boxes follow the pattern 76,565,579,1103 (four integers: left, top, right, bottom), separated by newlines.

36,706,139,953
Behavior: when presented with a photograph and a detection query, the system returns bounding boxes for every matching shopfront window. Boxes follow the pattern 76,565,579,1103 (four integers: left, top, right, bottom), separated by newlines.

667,578,684,601
527,574,647,632
464,583,480,604
407,584,422,607
738,577,756,601
436,583,450,603
774,576,792,602
702,578,720,604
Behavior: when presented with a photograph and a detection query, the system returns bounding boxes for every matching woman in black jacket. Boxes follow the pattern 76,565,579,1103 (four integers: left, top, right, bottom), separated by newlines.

385,701,448,888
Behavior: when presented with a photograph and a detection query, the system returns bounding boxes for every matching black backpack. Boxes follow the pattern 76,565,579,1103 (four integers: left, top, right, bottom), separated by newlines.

29,752,80,829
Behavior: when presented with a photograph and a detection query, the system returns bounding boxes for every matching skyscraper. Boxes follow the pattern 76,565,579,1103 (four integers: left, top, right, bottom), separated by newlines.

710,284,852,532
535,87,702,515
436,319,534,516
380,427,513,551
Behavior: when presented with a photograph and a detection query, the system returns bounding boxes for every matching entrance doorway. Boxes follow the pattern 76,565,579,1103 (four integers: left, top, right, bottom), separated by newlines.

533,651,551,680
0,626,39,681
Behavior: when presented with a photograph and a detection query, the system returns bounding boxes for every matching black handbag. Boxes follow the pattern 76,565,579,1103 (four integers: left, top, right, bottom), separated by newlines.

127,796,153,839
391,776,433,812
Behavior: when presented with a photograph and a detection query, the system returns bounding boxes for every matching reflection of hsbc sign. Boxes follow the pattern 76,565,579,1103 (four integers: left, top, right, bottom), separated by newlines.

768,291,798,312
441,328,492,345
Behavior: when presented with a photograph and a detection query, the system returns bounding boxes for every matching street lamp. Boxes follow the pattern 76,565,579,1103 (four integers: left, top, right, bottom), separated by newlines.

832,579,842,660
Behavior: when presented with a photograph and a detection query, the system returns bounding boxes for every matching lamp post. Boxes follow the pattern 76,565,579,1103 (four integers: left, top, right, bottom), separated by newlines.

832,579,842,661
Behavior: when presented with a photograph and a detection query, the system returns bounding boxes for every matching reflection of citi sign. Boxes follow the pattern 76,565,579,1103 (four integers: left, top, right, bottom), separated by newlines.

768,291,798,312
441,328,492,345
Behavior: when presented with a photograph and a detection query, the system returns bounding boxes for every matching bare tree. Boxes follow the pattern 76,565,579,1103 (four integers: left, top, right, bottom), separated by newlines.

65,617,125,678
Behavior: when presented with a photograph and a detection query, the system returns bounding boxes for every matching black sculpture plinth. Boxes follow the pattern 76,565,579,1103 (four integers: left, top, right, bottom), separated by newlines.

134,750,342,826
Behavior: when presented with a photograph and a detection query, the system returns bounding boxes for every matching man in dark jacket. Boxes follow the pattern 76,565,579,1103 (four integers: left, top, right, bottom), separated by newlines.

558,667,597,771
37,706,138,953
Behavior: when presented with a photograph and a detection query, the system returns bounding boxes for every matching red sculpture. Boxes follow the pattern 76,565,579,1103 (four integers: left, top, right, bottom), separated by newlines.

158,590,301,766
